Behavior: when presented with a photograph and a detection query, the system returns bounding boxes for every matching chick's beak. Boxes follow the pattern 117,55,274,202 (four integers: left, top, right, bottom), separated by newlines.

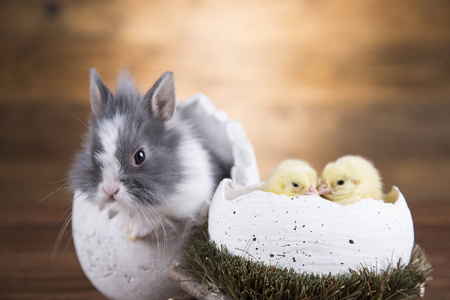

317,182,332,195
303,184,319,196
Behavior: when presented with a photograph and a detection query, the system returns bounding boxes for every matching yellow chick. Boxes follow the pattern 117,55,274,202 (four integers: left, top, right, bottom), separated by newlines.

317,155,383,205
264,159,318,196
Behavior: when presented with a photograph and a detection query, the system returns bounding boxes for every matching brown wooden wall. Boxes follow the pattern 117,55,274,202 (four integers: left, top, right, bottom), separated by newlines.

0,1,449,299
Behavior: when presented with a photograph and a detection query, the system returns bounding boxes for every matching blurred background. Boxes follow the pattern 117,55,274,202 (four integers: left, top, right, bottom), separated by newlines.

0,0,449,299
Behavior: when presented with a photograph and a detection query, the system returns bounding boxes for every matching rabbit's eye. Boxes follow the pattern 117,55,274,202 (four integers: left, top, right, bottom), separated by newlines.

133,148,146,166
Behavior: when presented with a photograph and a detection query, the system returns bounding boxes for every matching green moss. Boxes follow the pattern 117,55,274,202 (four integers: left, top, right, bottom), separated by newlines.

182,223,432,300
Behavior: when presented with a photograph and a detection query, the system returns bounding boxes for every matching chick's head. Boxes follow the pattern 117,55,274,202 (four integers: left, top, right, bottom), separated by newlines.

318,155,382,205
264,159,318,197
280,169,318,196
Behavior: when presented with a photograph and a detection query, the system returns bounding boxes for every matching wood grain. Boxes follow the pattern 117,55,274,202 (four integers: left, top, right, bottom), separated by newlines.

0,0,449,299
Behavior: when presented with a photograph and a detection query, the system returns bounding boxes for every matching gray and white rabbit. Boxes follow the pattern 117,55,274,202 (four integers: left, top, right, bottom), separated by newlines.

70,69,226,240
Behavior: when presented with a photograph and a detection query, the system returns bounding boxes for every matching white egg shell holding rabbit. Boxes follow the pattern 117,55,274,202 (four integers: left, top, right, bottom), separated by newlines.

209,178,415,275
72,93,256,300
72,193,185,300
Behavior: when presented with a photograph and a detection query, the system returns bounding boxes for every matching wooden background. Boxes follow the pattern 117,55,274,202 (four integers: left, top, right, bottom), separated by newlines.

0,0,449,299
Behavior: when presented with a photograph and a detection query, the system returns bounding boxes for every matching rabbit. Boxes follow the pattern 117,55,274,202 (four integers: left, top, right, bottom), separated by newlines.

70,69,226,241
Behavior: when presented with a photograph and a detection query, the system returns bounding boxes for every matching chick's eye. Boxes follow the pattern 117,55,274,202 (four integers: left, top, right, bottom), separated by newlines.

337,180,345,186
133,149,146,166
292,182,299,188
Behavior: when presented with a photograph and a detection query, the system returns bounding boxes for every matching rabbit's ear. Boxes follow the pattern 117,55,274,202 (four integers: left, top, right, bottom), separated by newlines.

144,71,176,121
90,68,112,115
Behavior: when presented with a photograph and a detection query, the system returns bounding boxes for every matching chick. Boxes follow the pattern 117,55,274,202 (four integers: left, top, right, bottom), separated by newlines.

264,159,318,196
317,155,382,205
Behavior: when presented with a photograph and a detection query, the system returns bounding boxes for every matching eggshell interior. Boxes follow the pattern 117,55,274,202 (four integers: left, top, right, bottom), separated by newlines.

71,93,252,300
209,179,415,275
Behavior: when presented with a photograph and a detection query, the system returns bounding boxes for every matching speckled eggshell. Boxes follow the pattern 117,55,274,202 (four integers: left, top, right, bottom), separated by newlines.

209,179,415,275
72,93,257,300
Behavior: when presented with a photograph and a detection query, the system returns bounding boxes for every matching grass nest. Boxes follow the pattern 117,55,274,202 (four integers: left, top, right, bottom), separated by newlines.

175,223,432,300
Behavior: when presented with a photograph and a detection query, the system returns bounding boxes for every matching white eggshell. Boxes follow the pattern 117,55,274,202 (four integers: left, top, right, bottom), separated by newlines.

72,192,184,300
209,180,415,275
72,93,258,299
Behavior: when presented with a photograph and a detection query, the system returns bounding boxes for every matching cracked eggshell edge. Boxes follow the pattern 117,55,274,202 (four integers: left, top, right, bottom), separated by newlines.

181,93,260,187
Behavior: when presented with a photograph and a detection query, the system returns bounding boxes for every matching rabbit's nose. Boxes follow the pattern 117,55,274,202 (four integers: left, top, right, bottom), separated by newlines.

103,183,120,196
